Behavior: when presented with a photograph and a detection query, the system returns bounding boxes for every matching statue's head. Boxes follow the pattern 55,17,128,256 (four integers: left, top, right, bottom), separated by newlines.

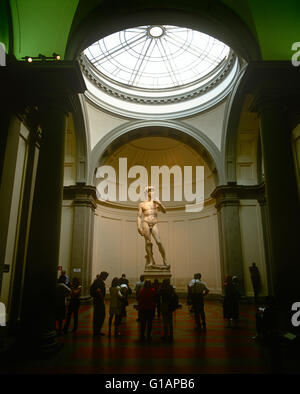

144,185,155,198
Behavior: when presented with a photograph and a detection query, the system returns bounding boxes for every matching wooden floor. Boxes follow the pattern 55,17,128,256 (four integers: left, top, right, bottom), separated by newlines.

1,299,275,374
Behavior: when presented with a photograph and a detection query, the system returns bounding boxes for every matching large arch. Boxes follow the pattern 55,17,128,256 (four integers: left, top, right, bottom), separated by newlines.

65,0,261,62
88,120,224,186
222,65,248,183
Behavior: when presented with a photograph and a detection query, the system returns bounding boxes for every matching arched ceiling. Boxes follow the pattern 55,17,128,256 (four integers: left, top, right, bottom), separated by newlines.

1,0,299,61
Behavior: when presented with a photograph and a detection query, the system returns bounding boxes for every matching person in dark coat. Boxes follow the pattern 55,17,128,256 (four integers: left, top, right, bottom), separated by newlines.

249,262,261,305
55,276,71,336
63,277,82,334
223,275,240,328
138,280,155,342
153,279,161,319
135,275,145,321
90,271,109,336
109,277,124,337
159,279,178,341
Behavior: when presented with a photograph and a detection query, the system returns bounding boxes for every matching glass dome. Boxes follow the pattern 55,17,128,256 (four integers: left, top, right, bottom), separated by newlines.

81,25,240,119
84,25,230,90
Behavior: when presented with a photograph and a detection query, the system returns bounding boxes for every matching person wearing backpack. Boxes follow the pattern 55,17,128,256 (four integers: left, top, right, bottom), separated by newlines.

159,278,178,342
190,273,209,331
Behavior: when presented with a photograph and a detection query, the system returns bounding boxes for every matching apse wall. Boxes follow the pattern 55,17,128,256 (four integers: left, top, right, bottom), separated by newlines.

91,202,221,294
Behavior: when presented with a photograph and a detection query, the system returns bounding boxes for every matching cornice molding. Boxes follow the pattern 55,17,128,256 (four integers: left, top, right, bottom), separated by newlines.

0,60,87,108
211,182,265,209
79,51,236,106
63,184,97,210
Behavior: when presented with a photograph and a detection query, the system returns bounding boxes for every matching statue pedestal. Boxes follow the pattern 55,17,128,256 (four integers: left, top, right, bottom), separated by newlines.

143,266,172,283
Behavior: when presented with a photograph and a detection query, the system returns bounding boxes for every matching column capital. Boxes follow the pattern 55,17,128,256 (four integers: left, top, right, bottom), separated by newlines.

64,184,97,210
211,182,265,210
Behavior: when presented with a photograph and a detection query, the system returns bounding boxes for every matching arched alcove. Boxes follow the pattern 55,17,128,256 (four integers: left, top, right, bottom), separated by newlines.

89,120,223,185
90,126,222,294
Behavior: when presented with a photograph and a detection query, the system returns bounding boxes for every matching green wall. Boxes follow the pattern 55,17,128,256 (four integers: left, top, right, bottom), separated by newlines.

5,0,300,61
248,0,300,60
223,0,300,60
9,0,79,59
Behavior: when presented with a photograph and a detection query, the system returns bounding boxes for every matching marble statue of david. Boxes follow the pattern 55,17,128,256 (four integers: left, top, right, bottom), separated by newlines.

137,186,170,270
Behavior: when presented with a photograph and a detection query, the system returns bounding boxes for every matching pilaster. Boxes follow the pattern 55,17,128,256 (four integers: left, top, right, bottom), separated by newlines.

211,183,244,293
64,185,97,296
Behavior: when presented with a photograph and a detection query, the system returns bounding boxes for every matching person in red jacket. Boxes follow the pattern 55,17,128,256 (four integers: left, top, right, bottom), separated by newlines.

138,280,155,342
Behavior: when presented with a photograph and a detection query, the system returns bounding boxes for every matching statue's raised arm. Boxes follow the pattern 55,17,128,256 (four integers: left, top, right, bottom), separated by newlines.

154,198,166,213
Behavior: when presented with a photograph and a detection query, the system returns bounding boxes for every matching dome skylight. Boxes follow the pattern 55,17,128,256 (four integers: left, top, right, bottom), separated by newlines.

84,25,230,90
80,25,240,119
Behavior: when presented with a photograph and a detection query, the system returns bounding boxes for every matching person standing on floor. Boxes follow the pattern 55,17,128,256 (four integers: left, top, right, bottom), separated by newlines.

249,262,261,305
187,274,198,313
119,280,129,319
59,270,70,287
223,275,240,328
153,279,161,319
109,277,124,337
190,273,209,331
135,275,145,321
159,278,178,341
63,277,82,334
90,271,109,336
55,276,71,336
138,280,155,342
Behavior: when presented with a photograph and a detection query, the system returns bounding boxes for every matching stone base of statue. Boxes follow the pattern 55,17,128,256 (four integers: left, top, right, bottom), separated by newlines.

143,263,171,283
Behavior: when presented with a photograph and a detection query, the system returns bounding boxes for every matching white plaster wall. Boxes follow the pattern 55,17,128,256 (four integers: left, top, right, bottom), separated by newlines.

85,98,227,153
239,200,268,296
236,131,258,185
183,100,227,150
85,101,126,151
58,201,74,277
92,203,221,293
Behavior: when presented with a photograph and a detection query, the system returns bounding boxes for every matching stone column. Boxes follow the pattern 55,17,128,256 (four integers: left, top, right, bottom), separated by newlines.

18,102,68,353
253,93,300,331
291,123,300,199
211,184,244,294
257,195,273,295
64,185,97,297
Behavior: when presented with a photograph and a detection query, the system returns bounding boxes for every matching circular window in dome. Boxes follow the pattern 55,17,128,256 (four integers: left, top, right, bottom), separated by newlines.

81,25,240,119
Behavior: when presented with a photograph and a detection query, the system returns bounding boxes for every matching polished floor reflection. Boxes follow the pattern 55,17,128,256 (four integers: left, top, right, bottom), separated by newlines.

2,299,272,374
